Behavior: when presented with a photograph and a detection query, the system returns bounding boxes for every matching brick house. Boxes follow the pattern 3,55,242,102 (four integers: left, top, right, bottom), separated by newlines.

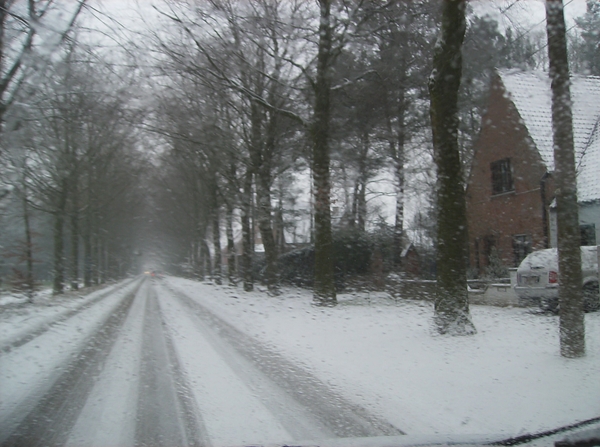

466,69,600,276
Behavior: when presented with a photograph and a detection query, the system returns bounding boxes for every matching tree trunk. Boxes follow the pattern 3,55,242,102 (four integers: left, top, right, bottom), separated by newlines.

428,0,475,335
70,175,79,290
203,239,212,279
52,184,68,295
83,214,92,287
22,184,34,302
274,205,286,255
393,83,406,269
83,168,93,287
212,200,222,285
95,236,101,284
546,0,585,358
241,169,254,291
312,0,336,306
226,203,236,286
256,173,280,294
352,131,369,232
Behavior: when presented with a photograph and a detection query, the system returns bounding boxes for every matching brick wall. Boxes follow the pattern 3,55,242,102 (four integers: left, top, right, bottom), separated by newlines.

466,76,554,275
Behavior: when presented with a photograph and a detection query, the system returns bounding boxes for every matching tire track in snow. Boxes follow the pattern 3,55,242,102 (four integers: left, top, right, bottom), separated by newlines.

0,276,141,354
0,281,142,447
164,283,405,440
135,286,208,447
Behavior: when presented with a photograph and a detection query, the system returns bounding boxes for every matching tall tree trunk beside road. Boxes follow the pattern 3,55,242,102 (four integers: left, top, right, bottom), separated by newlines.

256,171,279,294
22,179,35,302
312,0,336,306
226,203,236,286
211,184,222,285
251,100,280,294
83,210,92,287
546,0,585,358
428,0,475,335
53,180,68,295
391,80,406,269
70,172,79,290
241,169,254,292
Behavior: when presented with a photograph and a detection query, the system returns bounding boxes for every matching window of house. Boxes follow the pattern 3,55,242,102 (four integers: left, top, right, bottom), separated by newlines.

491,158,514,195
512,234,532,266
580,224,596,246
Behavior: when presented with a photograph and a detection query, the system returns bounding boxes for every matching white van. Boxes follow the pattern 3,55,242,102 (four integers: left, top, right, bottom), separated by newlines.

515,246,599,312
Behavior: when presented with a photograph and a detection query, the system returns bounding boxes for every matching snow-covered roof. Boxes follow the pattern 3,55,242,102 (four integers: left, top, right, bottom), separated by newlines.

498,69,600,203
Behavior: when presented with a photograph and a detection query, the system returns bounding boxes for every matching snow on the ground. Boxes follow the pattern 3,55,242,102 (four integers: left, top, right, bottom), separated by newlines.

65,280,148,447
0,278,141,439
157,284,297,446
1,275,598,441
163,276,600,438
0,280,131,348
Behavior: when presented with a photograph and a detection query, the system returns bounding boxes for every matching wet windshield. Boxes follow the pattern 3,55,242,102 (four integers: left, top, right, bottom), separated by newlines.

1,1,599,446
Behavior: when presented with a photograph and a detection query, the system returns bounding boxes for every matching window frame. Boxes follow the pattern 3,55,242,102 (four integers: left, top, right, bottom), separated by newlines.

490,158,515,196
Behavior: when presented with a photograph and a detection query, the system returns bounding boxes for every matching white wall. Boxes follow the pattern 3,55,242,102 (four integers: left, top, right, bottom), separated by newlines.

549,201,600,247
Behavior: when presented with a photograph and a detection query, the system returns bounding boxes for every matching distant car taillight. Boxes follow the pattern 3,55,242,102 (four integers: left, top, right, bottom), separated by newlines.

548,270,559,284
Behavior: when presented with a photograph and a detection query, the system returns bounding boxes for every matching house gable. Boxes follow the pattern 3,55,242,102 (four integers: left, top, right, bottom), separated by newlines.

467,70,600,274
500,69,600,201
466,74,550,273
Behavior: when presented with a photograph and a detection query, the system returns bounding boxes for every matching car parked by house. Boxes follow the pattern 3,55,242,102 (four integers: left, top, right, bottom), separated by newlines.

515,246,599,312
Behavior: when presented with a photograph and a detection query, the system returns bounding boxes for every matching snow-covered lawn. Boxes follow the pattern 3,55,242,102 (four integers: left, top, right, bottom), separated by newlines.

164,276,600,438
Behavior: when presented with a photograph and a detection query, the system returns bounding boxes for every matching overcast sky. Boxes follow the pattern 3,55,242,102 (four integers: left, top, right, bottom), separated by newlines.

86,0,589,37
472,0,587,32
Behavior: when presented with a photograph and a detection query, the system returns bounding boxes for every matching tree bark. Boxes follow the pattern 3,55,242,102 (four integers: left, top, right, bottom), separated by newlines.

203,240,212,279
241,169,254,291
312,0,336,306
22,182,34,302
95,236,101,284
353,131,369,232
248,95,280,294
546,0,585,358
70,172,79,290
83,210,92,287
256,173,279,293
428,0,475,335
211,191,222,285
226,203,236,286
52,181,69,295
393,82,406,269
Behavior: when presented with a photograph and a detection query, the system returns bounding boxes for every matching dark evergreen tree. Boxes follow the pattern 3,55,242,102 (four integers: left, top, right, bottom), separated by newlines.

574,0,600,75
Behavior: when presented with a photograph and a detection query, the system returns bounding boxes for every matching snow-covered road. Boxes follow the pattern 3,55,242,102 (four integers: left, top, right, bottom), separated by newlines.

0,277,403,446
1,275,599,446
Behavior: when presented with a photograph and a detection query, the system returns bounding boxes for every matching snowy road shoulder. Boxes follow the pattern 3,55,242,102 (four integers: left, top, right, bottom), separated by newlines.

0,278,143,443
0,277,140,353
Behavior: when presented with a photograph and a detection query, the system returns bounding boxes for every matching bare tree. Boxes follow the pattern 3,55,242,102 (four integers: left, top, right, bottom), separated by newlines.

429,0,475,335
25,45,141,292
148,0,308,293
545,0,585,358
0,0,86,133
